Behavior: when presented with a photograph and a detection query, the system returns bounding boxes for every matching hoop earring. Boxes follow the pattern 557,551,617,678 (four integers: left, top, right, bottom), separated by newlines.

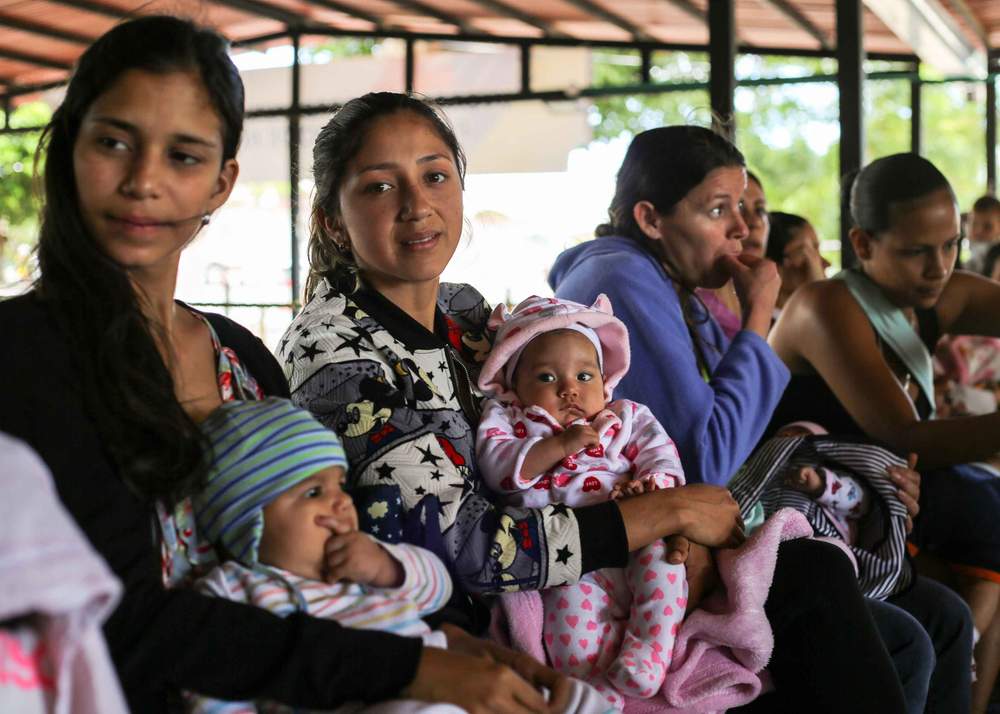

332,233,350,254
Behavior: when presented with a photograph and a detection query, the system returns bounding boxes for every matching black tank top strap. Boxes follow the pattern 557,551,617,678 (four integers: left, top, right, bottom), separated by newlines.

915,307,940,352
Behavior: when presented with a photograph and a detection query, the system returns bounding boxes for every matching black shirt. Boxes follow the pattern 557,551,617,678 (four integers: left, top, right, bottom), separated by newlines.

0,293,423,712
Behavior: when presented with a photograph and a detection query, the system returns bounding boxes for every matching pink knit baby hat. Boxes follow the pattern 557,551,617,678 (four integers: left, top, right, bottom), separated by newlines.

478,294,630,403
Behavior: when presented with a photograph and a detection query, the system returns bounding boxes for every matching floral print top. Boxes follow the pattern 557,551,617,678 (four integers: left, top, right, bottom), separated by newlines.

156,310,265,587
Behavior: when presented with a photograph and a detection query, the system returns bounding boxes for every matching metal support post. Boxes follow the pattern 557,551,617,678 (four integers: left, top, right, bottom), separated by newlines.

289,33,302,310
405,38,415,94
910,61,921,155
708,0,736,140
640,46,652,84
988,68,997,194
837,0,864,266
520,43,531,93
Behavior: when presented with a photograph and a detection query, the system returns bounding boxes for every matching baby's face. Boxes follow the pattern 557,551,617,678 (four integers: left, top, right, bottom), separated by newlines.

513,330,606,426
257,465,355,580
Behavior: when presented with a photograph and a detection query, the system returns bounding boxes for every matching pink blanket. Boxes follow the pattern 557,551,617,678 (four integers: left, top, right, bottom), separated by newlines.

490,509,813,713
0,433,128,714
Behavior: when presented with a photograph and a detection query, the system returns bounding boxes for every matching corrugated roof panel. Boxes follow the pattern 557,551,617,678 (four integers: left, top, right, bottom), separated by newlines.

0,0,994,101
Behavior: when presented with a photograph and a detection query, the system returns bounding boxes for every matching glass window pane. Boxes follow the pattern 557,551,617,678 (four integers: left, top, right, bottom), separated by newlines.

866,78,912,159
177,116,293,347
735,79,842,269
0,102,48,292
922,81,988,212
300,37,404,105
531,47,590,93
414,40,519,96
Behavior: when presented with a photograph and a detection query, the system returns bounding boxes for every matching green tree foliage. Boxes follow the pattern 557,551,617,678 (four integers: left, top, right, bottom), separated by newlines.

920,81,989,212
1,102,50,287
300,37,380,64
0,103,48,227
588,51,990,266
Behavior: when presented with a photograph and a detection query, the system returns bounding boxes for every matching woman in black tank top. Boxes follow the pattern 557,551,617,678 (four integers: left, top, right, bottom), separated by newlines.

770,153,1000,714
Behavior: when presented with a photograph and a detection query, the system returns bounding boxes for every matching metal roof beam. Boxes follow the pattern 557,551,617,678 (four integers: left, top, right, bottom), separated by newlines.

559,0,650,41
463,0,564,37
46,0,126,20
660,0,706,25
0,14,96,45
657,0,758,48
209,0,306,26
0,47,72,70
387,0,475,33
946,0,990,50
230,24,921,59
759,0,830,51
864,0,986,77
298,0,383,27
0,78,66,105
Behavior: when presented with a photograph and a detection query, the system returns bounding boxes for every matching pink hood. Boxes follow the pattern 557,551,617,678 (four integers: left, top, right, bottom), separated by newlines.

478,294,630,403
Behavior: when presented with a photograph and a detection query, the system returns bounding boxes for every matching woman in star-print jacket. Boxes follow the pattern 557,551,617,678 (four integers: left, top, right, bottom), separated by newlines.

282,92,747,631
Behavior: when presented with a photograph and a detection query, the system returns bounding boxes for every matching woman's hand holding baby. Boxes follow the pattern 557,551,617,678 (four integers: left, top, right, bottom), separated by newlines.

888,453,920,534
664,536,720,612
405,624,571,714
316,517,403,587
617,483,745,552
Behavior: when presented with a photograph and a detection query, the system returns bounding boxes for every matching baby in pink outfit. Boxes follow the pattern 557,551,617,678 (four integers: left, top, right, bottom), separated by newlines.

476,295,687,708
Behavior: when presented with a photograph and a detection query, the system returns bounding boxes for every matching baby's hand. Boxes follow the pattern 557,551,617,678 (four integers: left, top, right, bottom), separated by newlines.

323,531,403,587
560,424,600,456
610,479,646,500
783,466,825,498
637,478,662,494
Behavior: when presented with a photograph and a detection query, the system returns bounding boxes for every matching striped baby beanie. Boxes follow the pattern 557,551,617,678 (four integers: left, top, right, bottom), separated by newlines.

192,397,347,565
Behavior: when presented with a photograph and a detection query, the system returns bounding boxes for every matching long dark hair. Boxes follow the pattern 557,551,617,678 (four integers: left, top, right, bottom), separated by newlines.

596,125,746,258
596,125,745,344
35,15,244,504
766,211,809,264
305,92,466,300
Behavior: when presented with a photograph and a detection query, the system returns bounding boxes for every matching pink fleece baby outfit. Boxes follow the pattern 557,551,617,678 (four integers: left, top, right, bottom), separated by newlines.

477,295,688,708
478,400,682,507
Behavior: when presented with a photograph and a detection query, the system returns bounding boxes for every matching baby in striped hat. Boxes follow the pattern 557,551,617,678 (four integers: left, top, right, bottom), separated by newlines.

192,396,418,588
186,397,455,711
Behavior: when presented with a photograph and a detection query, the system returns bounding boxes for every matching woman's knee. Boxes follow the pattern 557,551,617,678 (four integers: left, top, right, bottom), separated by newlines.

777,538,857,589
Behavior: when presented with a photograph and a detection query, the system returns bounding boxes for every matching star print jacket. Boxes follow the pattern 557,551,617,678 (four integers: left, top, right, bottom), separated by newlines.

281,279,628,607
477,398,685,509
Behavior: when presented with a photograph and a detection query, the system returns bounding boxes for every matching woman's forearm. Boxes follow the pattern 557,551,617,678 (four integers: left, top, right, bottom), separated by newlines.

615,484,746,552
615,485,745,551
616,489,690,550
743,302,774,339
884,411,1000,470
